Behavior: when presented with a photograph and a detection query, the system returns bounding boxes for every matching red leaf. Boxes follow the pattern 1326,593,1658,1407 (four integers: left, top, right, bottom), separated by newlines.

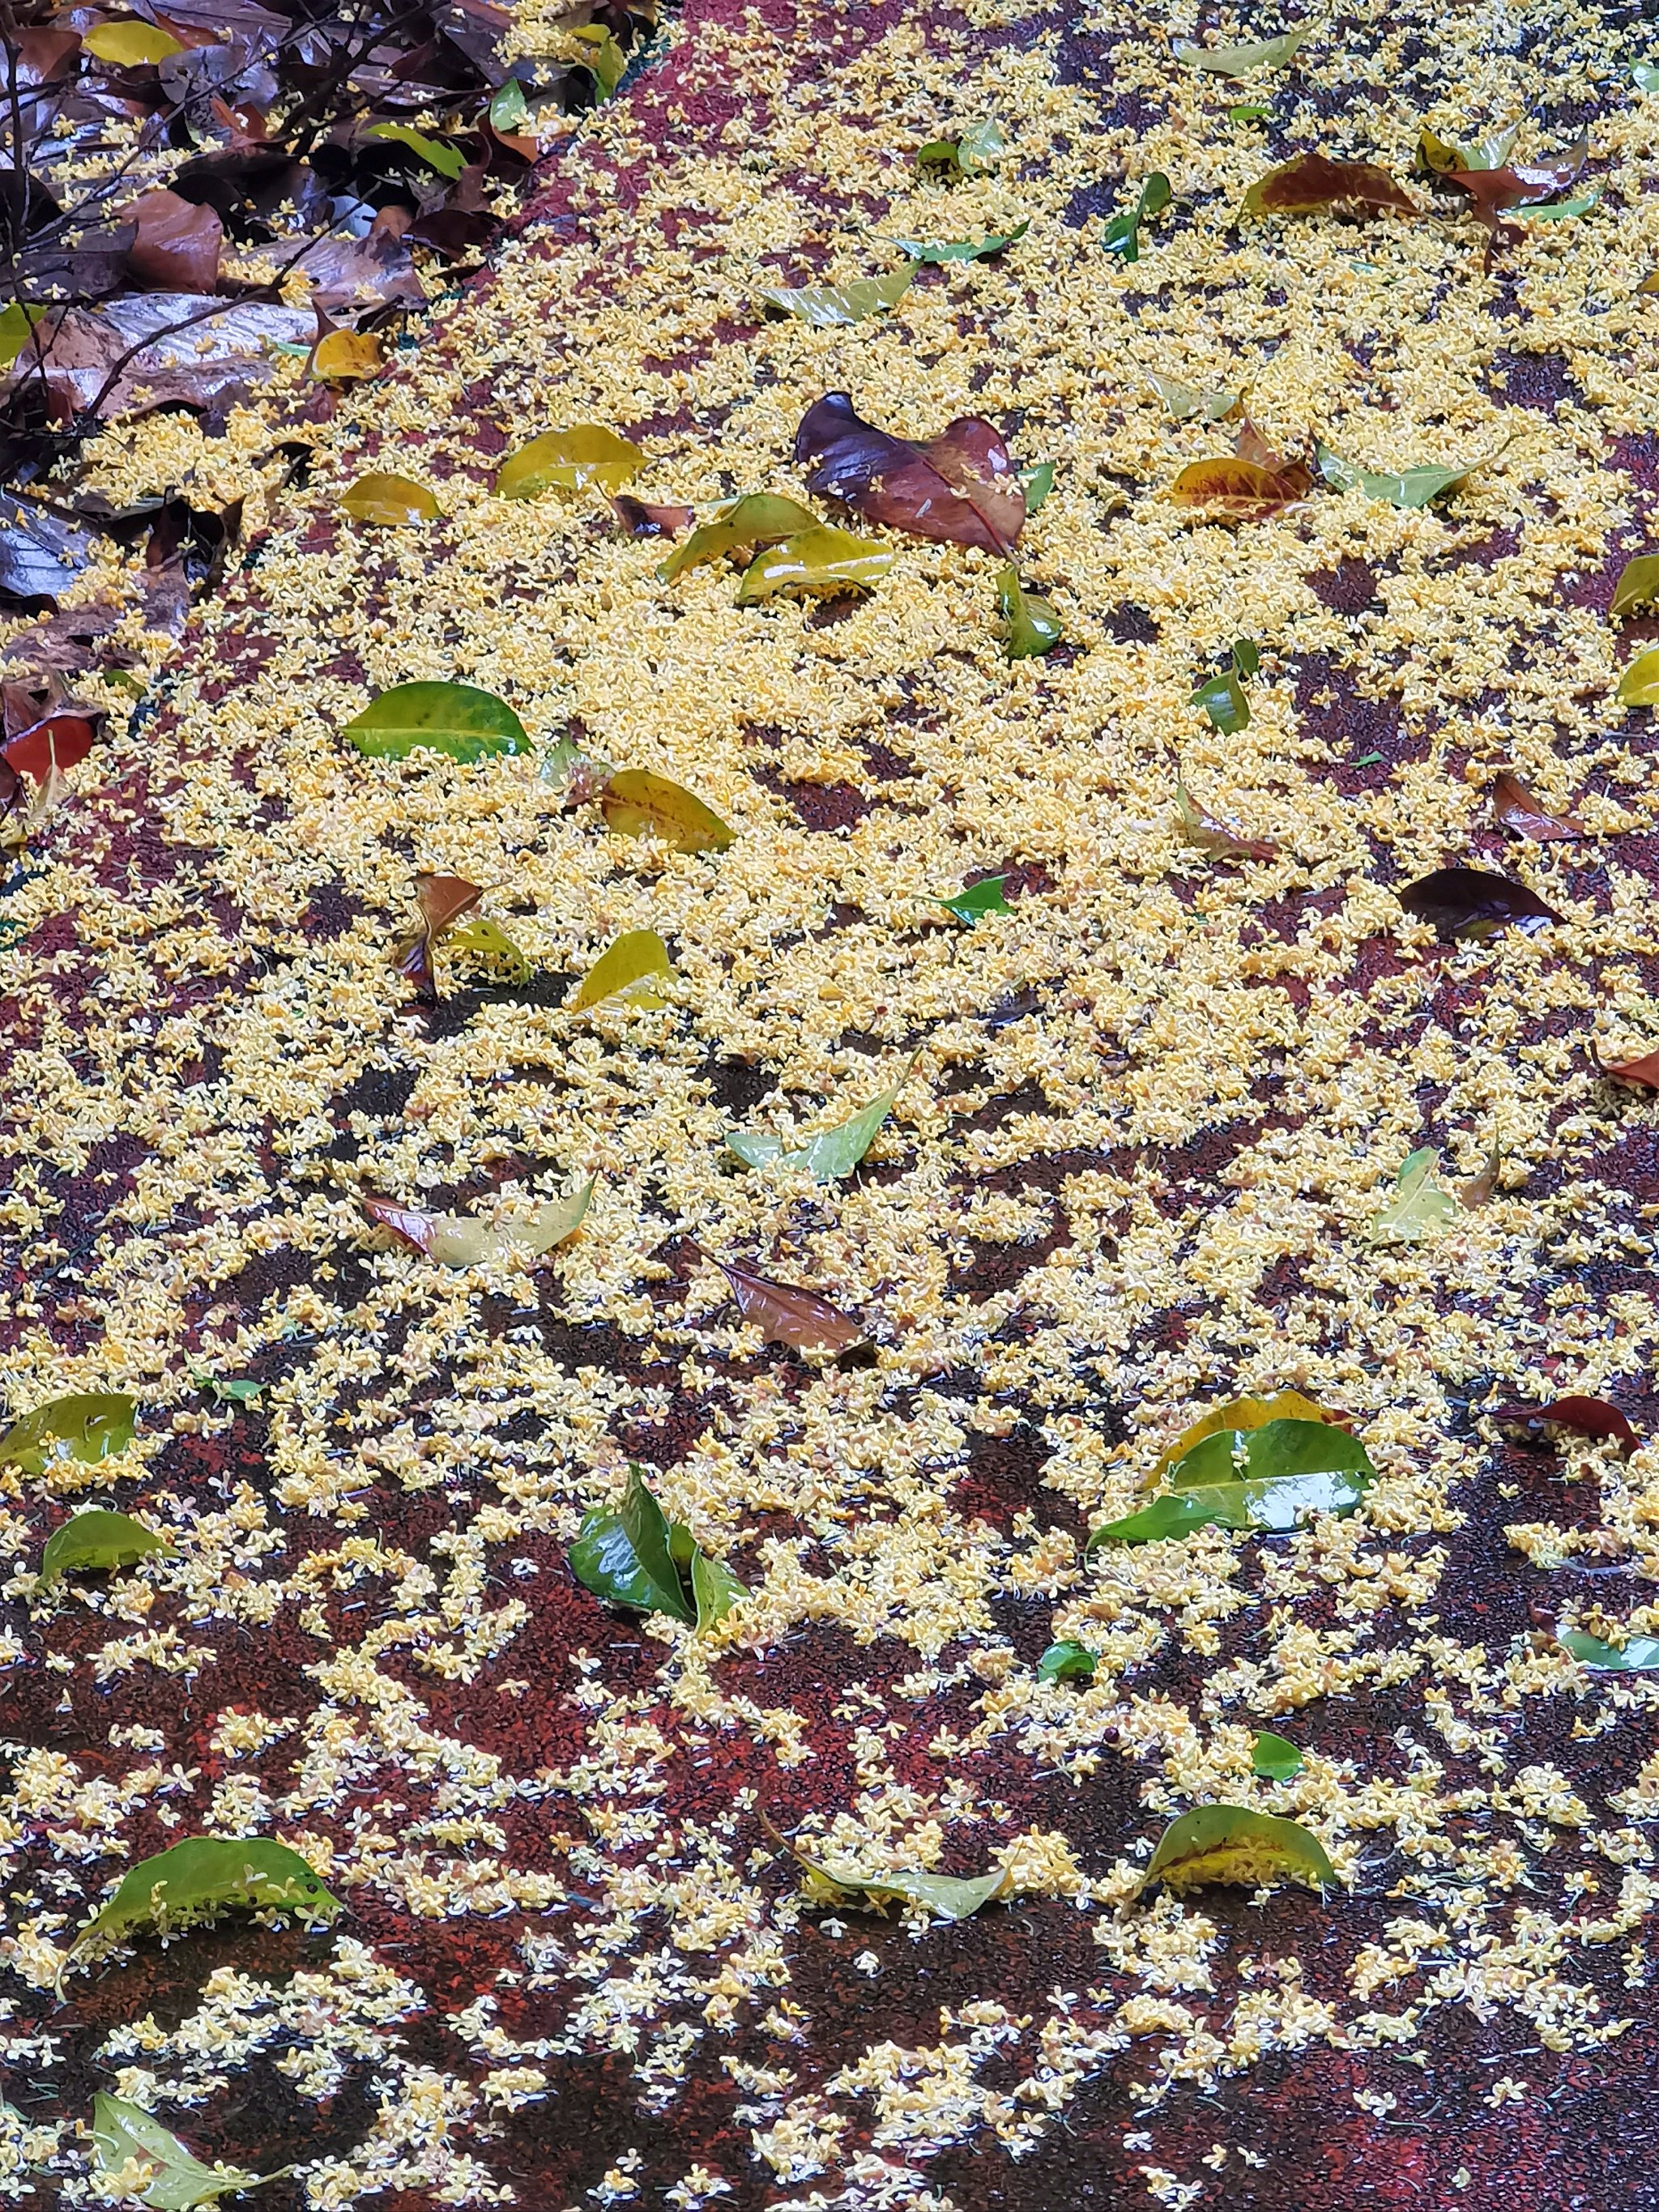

1487,1396,1637,1457
1490,770,1584,842
689,1242,866,1354
1397,867,1560,940
1242,152,1419,218
362,1196,437,1255
1597,1046,1659,1088
612,496,695,539
123,190,224,292
794,392,1025,554
1447,136,1588,224
391,872,482,1002
0,714,95,782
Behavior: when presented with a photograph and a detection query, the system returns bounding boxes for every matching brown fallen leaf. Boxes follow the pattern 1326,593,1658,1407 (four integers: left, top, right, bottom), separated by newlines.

1444,134,1588,241
794,391,1025,555
2,295,314,420
612,495,695,538
1241,151,1418,219
1490,770,1585,842
122,190,224,292
1175,781,1276,862
1171,419,1311,520
391,873,482,1002
1597,1045,1659,1088
1456,1141,1504,1208
1486,1395,1637,1457
687,1241,866,1354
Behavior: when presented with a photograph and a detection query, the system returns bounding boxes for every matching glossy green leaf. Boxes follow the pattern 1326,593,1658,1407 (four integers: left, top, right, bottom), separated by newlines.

1173,28,1311,75
1038,1640,1096,1682
1612,554,1659,617
1636,63,1659,93
1019,461,1056,512
1559,1628,1659,1672
1371,1146,1459,1238
759,266,914,326
1145,1805,1334,1892
1092,1421,1376,1548
84,22,184,66
366,122,466,178
497,425,644,499
70,1838,339,1964
1156,1390,1335,1476
1252,1729,1304,1781
888,222,1030,262
489,79,531,131
0,302,45,373
726,1057,918,1178
1230,637,1260,678
599,768,735,851
1145,371,1241,424
341,473,440,526
1102,173,1171,261
343,681,528,763
1522,190,1601,219
659,494,819,582
1316,441,1498,509
0,1392,135,1473
737,527,895,603
41,1511,173,1590
1229,102,1271,123
1190,667,1249,732
569,1465,695,1622
936,875,1011,924
917,119,1006,177
193,1372,262,1405
91,2093,275,2210
446,915,533,983
1173,1417,1376,1491
692,1547,748,1630
996,564,1063,658
572,24,627,96
1088,1491,1236,1547
571,928,673,1011
1618,646,1659,705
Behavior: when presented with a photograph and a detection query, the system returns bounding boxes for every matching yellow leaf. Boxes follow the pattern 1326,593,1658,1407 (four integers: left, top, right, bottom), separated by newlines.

572,928,674,1010
497,425,644,500
736,527,894,603
599,769,735,854
84,23,184,66
1144,1805,1335,1894
311,330,382,382
340,472,440,525
1618,646,1659,706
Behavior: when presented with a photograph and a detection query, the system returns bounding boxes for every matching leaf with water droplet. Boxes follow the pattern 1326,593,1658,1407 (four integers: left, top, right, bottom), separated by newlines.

569,1466,695,1622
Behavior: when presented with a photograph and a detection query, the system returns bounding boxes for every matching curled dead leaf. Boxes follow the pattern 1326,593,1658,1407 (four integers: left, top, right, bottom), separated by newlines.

794,391,1024,554
687,1242,866,1354
1489,770,1584,841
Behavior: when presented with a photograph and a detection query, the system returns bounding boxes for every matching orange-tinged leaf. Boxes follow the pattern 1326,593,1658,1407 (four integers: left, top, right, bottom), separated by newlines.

1597,1045,1659,1087
794,391,1024,555
1171,455,1310,519
1241,151,1418,218
688,1242,866,1353
342,473,440,525
571,928,674,1011
599,769,734,853
1490,770,1584,841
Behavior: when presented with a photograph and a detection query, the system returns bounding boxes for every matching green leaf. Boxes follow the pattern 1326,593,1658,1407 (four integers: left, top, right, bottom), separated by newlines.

193,1372,262,1405
571,928,674,1011
91,2093,275,2210
599,768,735,852
1145,1805,1334,1893
918,120,1007,177
1521,189,1601,220
1316,441,1499,509
1558,1628,1659,1673
1102,173,1171,262
770,1824,1012,1919
0,302,45,373
692,1547,748,1630
343,681,528,764
659,493,821,582
1252,1729,1304,1781
737,527,895,603
1089,1491,1236,1546
1145,370,1241,424
341,473,441,526
497,424,644,499
41,1511,173,1591
887,222,1030,263
489,79,531,131
1618,646,1659,705
1091,1421,1377,1548
996,565,1063,658
1229,102,1271,123
1636,63,1659,94
1173,28,1311,76
366,122,466,179
1230,637,1260,679
84,22,184,66
569,1466,695,1622
70,1838,339,1966
0,1392,135,1474
1190,667,1249,733
1019,461,1056,513
1156,1390,1336,1477
572,24,627,96
446,914,533,984
1037,1640,1096,1682
936,875,1011,924
759,266,914,326
1370,1146,1459,1239
1611,554,1659,618
726,1057,918,1178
